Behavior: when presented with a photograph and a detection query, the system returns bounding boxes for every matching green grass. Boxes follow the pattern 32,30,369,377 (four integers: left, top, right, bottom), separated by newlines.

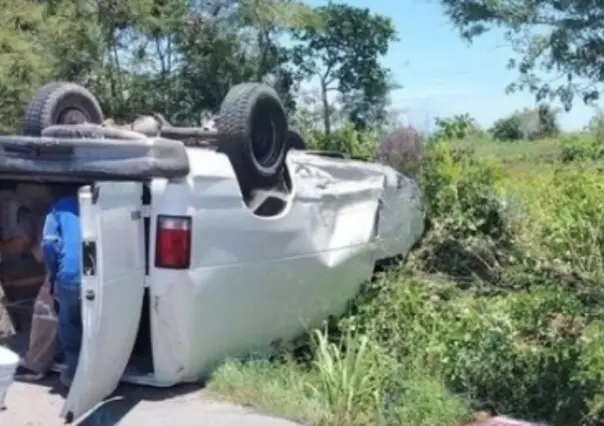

451,135,564,160
206,133,604,426
207,327,473,426
207,358,331,424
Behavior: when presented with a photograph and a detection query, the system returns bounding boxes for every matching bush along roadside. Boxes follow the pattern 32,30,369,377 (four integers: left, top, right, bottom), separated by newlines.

206,139,604,426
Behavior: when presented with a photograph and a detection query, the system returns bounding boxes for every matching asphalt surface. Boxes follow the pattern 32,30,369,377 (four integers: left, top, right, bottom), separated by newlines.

0,376,301,426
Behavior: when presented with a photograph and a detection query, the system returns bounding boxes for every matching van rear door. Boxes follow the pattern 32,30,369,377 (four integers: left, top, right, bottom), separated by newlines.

61,182,145,422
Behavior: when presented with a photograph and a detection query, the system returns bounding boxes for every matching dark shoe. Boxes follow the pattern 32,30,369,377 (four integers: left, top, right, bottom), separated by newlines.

14,365,45,382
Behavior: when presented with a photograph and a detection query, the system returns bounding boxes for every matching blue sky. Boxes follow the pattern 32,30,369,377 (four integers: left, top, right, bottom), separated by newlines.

304,0,598,131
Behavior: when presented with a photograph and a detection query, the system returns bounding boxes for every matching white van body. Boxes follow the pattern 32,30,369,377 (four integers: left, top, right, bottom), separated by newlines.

47,148,424,420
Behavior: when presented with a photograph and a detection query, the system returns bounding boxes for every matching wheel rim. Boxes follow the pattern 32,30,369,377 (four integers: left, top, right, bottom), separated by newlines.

251,113,279,168
58,108,90,125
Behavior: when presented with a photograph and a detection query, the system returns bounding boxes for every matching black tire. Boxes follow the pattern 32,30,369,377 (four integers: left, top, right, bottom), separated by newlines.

216,83,288,193
287,127,308,150
22,82,104,136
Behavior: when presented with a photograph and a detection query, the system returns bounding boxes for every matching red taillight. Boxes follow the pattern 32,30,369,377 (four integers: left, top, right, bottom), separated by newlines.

155,215,191,269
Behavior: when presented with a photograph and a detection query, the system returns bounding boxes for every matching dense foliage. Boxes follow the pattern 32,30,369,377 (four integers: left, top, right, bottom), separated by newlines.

439,0,604,110
490,104,560,142
432,114,481,141
209,122,604,425
3,1,604,425
0,0,396,133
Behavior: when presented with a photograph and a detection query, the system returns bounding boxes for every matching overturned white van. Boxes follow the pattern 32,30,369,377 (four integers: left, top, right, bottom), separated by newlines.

0,81,424,422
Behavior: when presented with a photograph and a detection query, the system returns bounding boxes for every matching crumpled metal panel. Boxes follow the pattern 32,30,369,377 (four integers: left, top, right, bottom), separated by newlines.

149,150,426,384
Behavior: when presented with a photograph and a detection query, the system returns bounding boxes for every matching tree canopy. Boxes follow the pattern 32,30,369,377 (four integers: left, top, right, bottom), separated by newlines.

0,0,397,133
439,0,604,110
291,2,397,133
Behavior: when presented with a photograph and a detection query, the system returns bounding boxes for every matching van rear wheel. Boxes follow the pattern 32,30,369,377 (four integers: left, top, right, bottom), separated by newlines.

22,82,104,136
216,83,288,194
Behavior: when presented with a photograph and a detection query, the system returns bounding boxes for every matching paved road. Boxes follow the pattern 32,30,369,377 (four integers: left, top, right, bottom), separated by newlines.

1,376,301,425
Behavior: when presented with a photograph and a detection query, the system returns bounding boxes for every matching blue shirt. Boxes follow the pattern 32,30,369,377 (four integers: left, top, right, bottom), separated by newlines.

42,195,81,289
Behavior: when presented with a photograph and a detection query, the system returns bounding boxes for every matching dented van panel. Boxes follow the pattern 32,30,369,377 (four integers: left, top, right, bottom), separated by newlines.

147,149,424,384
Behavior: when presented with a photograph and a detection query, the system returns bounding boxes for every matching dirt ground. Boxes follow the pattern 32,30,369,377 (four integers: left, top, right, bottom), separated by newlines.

0,375,300,426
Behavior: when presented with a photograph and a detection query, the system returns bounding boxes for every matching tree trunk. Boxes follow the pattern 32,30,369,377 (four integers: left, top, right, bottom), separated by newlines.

320,79,331,135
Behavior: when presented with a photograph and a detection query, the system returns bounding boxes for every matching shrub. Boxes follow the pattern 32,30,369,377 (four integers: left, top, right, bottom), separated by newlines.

433,114,481,141
420,143,508,239
306,122,378,158
586,108,604,143
344,269,604,425
208,132,604,426
411,142,520,285
360,142,604,424
490,114,524,141
560,136,604,163
535,103,560,139
376,125,423,177
520,167,604,277
490,104,560,142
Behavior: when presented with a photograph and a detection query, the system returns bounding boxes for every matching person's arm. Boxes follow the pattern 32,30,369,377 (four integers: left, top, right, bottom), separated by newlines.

41,210,60,268
56,205,81,285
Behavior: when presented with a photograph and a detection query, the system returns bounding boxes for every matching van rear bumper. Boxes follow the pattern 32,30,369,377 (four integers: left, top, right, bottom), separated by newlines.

0,135,189,181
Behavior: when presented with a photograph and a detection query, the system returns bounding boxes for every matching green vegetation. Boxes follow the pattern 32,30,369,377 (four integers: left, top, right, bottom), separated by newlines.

0,0,396,134
2,0,604,424
490,104,561,142
207,123,604,425
439,0,604,111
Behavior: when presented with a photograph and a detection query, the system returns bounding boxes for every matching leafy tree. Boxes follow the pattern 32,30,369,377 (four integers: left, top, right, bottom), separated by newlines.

0,0,53,132
490,114,524,142
586,108,604,143
291,2,397,134
438,0,604,110
433,113,480,140
218,0,315,113
172,10,258,121
536,103,560,138
490,103,560,141
0,0,398,134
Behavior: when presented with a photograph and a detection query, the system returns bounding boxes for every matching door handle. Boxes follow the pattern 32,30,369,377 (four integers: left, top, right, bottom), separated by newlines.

82,241,97,276
85,290,95,301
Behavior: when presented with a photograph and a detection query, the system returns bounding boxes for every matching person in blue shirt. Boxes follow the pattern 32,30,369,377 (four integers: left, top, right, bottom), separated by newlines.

41,184,82,388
